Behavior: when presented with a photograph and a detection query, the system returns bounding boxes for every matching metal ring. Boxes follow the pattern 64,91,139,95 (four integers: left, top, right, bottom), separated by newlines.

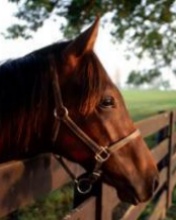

54,107,69,120
76,178,92,194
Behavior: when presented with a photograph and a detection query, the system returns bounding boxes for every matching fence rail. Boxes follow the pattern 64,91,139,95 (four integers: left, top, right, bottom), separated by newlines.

0,110,176,219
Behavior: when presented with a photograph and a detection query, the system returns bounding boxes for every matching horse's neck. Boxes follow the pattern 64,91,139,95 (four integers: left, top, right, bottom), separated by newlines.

0,56,54,162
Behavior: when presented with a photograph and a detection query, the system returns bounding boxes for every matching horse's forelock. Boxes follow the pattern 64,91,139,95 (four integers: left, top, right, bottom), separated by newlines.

76,52,107,115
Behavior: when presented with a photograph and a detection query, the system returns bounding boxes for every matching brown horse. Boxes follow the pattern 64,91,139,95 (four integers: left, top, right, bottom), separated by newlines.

0,18,158,204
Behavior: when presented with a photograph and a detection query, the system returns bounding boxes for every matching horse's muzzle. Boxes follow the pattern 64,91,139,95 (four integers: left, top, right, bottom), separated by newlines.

117,173,159,205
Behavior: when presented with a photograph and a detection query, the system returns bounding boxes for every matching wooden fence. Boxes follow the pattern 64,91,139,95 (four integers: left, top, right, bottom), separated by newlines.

0,110,176,219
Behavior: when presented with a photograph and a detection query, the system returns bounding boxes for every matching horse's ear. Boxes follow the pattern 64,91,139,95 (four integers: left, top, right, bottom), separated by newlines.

63,17,99,65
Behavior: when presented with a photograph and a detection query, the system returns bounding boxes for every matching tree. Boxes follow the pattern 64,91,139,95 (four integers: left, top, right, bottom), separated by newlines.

4,0,176,83
126,68,161,87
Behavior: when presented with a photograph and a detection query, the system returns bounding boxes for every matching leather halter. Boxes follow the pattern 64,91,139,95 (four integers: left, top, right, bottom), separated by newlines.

50,57,140,194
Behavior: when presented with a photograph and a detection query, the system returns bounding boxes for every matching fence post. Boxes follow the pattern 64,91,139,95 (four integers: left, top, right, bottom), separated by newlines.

166,111,174,209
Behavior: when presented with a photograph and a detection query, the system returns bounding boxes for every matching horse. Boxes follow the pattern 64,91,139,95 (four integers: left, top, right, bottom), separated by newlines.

0,18,159,205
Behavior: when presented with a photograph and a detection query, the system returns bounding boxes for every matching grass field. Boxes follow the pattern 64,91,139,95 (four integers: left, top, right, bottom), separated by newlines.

122,89,176,121
2,89,176,220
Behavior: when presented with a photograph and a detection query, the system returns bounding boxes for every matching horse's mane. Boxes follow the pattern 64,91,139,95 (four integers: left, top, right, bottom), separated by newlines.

0,41,107,160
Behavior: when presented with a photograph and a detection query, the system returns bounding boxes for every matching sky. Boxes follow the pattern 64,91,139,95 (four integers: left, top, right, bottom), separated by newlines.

0,0,176,89
0,0,138,87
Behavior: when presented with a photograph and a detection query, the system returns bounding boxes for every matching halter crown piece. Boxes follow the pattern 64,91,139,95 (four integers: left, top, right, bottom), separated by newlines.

50,56,140,194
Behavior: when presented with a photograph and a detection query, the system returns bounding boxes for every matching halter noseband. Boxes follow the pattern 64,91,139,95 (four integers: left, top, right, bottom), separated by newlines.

50,57,140,194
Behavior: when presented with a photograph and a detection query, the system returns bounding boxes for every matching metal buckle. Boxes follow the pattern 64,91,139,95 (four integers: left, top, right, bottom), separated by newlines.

95,147,110,163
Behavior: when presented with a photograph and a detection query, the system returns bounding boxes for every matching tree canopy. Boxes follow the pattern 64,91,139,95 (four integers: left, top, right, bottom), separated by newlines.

5,0,176,86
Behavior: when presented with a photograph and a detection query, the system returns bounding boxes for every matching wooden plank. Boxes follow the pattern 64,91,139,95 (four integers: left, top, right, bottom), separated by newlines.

148,191,167,220
63,197,96,220
135,112,170,137
171,132,176,173
0,154,84,217
151,138,169,163
173,110,176,123
171,170,176,192
173,132,176,152
171,153,176,173
173,132,176,143
120,203,147,220
172,152,176,163
158,167,167,190
101,184,120,220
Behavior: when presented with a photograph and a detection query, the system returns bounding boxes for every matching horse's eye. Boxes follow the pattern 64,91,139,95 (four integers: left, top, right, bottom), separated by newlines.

99,97,115,108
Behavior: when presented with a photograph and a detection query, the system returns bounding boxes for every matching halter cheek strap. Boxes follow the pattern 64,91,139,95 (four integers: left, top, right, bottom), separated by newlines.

50,57,141,194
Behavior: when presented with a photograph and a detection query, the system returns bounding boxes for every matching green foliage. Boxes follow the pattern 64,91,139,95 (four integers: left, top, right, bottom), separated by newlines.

4,0,176,85
16,186,73,220
2,24,32,39
127,69,161,86
0,184,73,220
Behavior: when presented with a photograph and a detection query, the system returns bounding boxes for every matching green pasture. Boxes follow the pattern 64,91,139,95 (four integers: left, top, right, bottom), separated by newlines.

122,89,176,121
3,89,176,220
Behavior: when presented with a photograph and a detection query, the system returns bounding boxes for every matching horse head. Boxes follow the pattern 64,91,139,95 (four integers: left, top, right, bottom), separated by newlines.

51,18,159,204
